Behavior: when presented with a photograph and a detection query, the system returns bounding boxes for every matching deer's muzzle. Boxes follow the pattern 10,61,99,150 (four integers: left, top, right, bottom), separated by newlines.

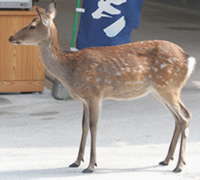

8,36,21,45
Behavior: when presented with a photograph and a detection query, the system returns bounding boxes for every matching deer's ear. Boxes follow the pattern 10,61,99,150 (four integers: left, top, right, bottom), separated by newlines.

36,8,51,27
46,0,57,19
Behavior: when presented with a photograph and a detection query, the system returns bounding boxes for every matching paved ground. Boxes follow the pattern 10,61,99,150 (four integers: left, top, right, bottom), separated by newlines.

0,88,200,180
0,1,200,180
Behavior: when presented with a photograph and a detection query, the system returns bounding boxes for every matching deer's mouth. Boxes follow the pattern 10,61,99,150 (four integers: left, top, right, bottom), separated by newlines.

12,41,21,45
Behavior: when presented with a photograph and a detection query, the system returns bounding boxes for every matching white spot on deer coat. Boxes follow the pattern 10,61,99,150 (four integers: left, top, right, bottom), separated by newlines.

153,67,158,72
125,82,132,85
160,64,166,69
168,58,172,63
149,75,152,79
104,79,111,84
169,78,173,82
116,72,122,76
96,77,101,82
132,69,137,73
86,77,92,81
168,69,172,73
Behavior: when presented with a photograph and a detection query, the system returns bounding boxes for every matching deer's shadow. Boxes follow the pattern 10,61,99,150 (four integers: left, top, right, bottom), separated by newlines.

0,165,171,179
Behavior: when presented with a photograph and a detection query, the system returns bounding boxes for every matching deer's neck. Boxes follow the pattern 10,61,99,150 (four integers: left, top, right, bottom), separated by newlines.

38,25,72,82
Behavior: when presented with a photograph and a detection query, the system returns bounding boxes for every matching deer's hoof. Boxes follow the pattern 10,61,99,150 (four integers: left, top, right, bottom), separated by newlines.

173,167,182,173
159,161,168,166
82,168,94,173
69,162,79,168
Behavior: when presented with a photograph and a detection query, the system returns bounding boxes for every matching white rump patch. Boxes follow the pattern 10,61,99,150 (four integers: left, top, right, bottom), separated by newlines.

187,57,196,77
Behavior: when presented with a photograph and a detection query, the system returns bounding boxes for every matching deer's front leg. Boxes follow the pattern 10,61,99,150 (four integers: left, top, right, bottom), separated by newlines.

69,103,89,168
82,100,101,173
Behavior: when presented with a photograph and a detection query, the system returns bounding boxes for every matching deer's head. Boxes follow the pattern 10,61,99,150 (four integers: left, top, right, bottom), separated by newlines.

9,0,57,46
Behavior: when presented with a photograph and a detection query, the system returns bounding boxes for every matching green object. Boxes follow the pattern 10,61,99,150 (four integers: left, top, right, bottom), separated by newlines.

70,0,81,51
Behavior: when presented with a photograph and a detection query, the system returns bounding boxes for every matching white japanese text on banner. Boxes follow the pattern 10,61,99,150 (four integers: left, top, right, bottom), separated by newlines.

76,0,143,49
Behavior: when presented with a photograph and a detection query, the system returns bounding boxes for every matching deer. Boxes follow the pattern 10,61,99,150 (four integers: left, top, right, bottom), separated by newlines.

9,0,196,174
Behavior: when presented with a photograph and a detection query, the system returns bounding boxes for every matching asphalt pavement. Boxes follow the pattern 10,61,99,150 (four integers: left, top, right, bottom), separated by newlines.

0,1,200,180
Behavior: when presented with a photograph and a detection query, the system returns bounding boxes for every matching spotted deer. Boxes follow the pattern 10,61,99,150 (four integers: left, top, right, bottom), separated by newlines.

9,0,196,174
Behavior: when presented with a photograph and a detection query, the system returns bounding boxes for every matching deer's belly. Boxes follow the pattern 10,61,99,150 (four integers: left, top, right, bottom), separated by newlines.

103,83,151,100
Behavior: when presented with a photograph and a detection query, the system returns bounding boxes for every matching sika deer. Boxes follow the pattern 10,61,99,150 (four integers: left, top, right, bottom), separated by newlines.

9,0,196,173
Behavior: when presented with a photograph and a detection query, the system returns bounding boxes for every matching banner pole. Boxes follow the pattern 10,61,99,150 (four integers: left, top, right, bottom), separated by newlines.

70,0,81,51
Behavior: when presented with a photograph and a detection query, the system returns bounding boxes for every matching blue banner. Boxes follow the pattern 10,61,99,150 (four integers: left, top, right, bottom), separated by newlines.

76,0,143,49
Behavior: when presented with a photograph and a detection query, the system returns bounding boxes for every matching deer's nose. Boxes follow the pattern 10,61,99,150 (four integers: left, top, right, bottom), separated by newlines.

8,36,14,42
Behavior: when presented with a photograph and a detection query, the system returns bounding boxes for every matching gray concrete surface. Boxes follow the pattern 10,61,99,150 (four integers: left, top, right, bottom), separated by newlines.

0,0,200,179
0,88,200,180
146,0,200,12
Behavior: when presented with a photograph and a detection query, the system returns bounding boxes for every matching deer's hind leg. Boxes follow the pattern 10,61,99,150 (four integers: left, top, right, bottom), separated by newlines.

153,90,191,173
172,100,191,173
159,103,182,166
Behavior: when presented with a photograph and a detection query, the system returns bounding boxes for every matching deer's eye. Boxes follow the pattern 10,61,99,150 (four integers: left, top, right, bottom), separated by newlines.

30,26,36,30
